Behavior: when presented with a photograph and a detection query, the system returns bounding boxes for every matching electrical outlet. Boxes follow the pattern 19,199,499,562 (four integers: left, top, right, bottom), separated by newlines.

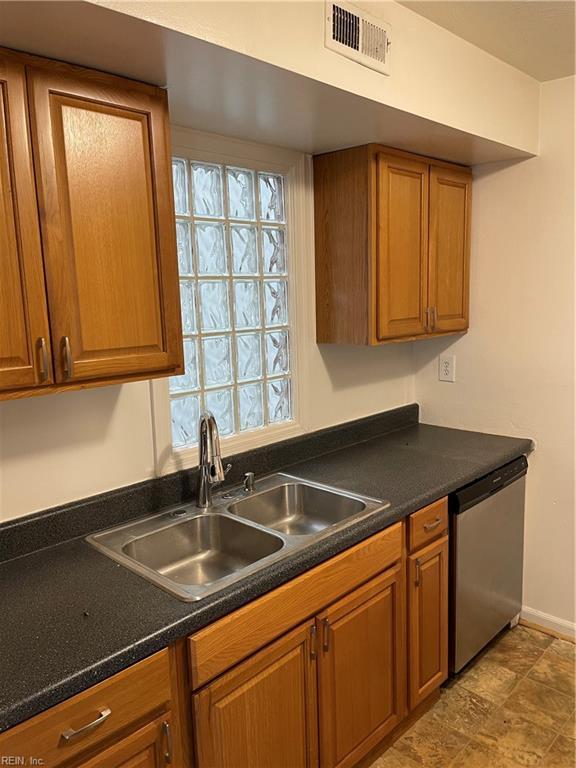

438,354,456,382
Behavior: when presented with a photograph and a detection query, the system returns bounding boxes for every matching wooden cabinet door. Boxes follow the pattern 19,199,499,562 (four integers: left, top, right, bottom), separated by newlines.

376,154,429,340
26,64,182,383
0,55,52,391
78,716,172,768
428,166,471,333
408,535,449,710
193,622,318,768
317,565,406,768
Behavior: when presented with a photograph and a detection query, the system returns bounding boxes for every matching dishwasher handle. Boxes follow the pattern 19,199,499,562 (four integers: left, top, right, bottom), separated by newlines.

451,456,528,514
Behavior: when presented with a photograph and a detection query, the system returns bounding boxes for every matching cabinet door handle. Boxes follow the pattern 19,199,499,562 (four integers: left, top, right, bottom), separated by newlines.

310,624,318,660
431,306,437,330
425,307,431,332
415,559,421,587
162,720,173,764
322,618,330,652
61,707,111,742
423,516,442,531
62,336,73,379
37,337,48,382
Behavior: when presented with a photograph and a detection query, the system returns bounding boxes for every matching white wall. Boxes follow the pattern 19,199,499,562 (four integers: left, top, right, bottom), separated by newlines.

413,76,576,633
93,0,540,155
0,383,156,520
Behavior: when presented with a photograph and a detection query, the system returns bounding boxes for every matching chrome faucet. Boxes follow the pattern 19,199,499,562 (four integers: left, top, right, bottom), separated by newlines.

196,411,231,509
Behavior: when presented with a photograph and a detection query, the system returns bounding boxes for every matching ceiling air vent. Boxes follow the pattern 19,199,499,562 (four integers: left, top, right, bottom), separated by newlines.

325,0,392,76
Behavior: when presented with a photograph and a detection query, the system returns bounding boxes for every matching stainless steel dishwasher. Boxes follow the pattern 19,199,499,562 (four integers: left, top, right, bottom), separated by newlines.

450,455,528,673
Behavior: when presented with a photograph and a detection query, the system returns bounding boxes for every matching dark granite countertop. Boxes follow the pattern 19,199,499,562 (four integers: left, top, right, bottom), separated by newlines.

0,420,532,733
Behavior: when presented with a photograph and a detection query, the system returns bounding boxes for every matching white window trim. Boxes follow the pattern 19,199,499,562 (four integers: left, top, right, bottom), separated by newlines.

150,127,314,476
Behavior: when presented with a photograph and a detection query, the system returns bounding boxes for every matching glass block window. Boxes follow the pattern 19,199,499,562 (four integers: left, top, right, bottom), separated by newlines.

170,158,293,449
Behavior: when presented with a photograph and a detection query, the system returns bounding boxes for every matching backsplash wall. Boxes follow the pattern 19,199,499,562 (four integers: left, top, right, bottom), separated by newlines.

0,337,415,523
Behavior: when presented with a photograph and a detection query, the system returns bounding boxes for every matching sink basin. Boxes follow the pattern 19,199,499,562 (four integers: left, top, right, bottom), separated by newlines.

121,514,284,586
228,482,366,536
87,473,389,602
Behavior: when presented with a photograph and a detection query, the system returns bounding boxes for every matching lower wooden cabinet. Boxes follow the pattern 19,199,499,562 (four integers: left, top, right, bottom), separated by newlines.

1,511,451,768
188,523,403,690
78,715,173,768
408,535,449,709
193,563,406,768
194,622,318,768
317,564,406,768
0,649,185,768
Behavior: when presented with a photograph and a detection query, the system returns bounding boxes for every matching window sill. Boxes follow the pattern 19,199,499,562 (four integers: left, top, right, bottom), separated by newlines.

159,421,306,476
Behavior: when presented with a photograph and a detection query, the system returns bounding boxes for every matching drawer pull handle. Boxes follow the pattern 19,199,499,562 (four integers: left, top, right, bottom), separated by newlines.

423,516,442,531
162,720,173,764
61,707,111,742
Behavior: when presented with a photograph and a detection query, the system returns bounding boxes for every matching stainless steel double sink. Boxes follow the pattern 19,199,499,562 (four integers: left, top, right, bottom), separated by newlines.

87,474,390,602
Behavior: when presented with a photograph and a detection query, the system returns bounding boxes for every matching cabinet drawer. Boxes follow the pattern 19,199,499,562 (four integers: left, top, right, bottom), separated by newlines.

408,498,448,552
0,650,171,766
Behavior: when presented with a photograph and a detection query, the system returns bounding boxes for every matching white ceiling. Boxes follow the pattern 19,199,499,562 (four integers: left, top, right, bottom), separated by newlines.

399,0,576,81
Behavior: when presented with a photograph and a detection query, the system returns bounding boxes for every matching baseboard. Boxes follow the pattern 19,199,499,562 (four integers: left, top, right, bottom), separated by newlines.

520,606,576,642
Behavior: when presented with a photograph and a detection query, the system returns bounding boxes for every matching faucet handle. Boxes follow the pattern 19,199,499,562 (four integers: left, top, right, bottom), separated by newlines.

244,472,255,493
210,461,232,484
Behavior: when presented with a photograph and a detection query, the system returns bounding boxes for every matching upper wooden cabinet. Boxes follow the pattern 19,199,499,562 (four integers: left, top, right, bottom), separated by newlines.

428,166,471,333
0,48,183,400
314,144,472,344
0,57,52,390
377,154,429,340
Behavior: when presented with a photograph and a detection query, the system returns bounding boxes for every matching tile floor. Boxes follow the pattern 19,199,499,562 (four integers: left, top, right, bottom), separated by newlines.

370,626,575,768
